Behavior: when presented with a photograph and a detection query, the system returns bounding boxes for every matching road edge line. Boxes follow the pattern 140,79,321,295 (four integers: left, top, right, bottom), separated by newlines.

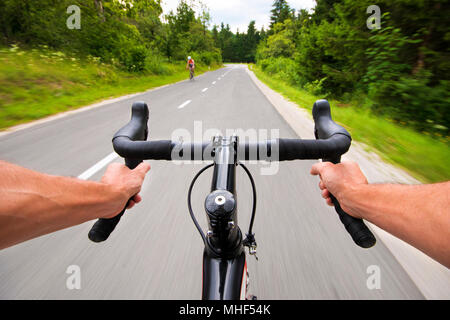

78,152,119,180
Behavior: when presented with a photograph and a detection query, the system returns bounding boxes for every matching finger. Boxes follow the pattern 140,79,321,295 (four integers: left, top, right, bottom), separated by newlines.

326,197,334,206
126,200,136,209
310,162,332,176
310,162,325,176
132,194,142,203
319,181,326,190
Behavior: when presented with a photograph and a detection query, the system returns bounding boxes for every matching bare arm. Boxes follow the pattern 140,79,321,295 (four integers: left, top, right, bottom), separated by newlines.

0,161,150,250
311,161,450,268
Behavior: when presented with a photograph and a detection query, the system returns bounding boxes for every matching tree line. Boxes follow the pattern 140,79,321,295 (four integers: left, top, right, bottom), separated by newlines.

253,0,449,135
0,0,221,73
211,21,266,63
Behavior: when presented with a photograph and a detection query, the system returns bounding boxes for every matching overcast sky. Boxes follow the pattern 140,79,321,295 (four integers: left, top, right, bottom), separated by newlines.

160,0,316,33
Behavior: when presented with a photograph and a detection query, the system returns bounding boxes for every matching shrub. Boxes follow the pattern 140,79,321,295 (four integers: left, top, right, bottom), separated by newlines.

304,77,330,97
145,54,170,75
257,57,299,85
119,46,148,72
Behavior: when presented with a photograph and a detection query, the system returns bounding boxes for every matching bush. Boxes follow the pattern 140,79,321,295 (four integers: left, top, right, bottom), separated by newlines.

119,46,148,72
189,49,222,66
304,77,330,97
144,54,170,75
257,57,299,85
367,74,450,135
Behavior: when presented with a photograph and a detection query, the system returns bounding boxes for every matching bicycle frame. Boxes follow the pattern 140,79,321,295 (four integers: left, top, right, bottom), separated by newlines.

88,100,377,300
201,135,247,300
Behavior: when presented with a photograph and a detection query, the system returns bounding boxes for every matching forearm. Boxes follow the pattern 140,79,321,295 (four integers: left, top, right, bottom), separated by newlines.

340,182,450,267
0,162,121,249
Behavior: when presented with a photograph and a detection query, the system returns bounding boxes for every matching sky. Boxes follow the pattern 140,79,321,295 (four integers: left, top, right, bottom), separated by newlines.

160,0,316,33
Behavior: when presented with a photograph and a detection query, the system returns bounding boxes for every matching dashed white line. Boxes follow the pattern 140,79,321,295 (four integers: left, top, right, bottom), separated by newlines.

177,99,192,109
202,88,208,92
223,68,233,77
212,81,216,85
78,152,119,180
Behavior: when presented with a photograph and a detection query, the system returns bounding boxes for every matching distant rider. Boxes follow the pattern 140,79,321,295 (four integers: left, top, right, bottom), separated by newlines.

186,56,195,79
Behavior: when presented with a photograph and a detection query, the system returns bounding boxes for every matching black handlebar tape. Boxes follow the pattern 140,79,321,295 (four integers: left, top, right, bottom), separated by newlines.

114,137,173,160
89,101,149,243
312,99,376,248
88,158,143,243
277,136,351,161
329,194,376,248
88,210,126,243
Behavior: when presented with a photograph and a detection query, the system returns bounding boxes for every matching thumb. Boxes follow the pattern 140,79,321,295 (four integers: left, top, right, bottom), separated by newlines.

133,162,151,177
310,162,325,176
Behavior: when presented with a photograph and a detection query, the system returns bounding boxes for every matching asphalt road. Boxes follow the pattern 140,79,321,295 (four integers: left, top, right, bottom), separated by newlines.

0,65,424,299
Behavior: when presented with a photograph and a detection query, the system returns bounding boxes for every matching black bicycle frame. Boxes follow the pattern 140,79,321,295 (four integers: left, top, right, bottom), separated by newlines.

202,135,246,300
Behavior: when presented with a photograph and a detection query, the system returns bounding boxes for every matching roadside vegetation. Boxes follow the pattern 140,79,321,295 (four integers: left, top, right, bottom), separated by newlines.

217,0,449,183
251,64,450,183
255,0,449,138
0,45,219,129
0,0,222,129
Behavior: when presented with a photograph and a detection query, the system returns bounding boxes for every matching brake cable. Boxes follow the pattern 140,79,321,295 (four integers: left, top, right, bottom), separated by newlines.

187,163,214,245
238,162,258,260
187,162,258,258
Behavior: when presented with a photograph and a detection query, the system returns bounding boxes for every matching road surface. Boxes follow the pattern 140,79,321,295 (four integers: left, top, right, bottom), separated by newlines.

0,65,424,299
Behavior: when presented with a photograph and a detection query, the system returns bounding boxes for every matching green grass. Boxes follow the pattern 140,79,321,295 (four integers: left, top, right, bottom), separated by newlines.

250,64,450,183
0,46,222,130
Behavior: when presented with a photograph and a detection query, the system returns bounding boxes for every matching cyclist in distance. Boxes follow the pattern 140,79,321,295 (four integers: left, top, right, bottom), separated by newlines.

0,159,448,267
186,56,195,80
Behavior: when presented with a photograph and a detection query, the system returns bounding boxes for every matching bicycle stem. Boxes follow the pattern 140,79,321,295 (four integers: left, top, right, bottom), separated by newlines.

204,136,244,259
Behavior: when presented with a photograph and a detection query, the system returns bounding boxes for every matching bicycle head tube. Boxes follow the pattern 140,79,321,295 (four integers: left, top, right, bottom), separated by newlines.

204,136,244,259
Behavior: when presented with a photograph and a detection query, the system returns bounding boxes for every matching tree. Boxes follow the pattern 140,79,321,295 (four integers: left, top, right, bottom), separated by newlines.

269,0,293,30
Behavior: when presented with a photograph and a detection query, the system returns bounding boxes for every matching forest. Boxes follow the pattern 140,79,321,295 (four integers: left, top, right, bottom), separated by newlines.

215,0,449,136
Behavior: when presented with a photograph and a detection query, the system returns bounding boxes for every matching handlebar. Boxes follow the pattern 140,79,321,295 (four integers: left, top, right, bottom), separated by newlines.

88,100,376,248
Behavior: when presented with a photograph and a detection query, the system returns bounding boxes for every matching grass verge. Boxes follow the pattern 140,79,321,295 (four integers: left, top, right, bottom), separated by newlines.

250,64,450,183
0,46,222,130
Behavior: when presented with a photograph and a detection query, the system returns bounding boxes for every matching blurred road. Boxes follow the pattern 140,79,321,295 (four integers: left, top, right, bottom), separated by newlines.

0,65,424,299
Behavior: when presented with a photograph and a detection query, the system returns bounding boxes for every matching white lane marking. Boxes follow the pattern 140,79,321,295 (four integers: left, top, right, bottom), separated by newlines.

177,99,192,109
212,81,216,85
223,68,233,77
78,152,119,180
218,78,221,80
202,88,208,92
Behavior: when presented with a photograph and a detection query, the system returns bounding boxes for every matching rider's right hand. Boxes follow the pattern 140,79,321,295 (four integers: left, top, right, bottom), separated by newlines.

310,161,368,217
